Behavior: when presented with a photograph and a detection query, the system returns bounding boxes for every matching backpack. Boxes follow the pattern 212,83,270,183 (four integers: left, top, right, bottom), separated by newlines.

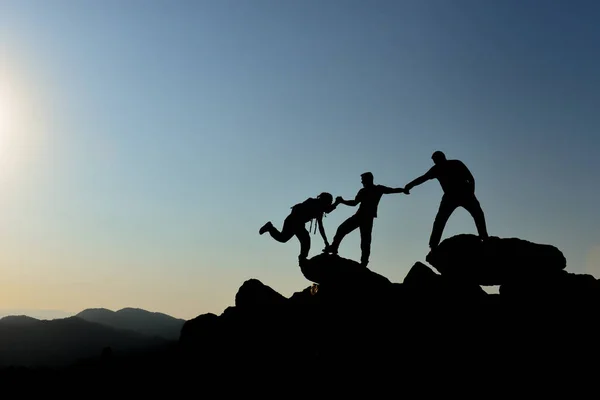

291,198,324,234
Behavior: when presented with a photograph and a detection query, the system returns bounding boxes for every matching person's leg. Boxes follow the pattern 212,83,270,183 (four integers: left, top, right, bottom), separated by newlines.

429,196,458,249
264,215,295,243
462,195,489,241
326,214,360,254
295,226,311,264
259,221,273,235
359,217,374,267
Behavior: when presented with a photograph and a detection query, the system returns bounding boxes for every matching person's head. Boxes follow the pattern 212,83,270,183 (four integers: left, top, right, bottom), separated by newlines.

317,192,333,210
361,172,374,187
431,151,446,165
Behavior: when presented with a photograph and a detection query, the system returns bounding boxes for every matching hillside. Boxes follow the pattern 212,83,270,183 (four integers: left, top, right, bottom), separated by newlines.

2,234,598,394
177,234,600,390
0,315,168,367
76,307,185,340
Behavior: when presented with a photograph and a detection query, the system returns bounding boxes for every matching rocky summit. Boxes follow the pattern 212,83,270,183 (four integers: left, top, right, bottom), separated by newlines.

5,234,599,394
178,234,600,391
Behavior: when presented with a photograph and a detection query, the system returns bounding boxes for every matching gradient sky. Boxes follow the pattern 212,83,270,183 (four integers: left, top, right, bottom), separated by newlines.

1,0,599,320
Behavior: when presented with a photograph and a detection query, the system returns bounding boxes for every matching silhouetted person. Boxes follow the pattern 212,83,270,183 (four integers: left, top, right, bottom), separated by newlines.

325,172,407,267
260,192,337,264
405,150,488,250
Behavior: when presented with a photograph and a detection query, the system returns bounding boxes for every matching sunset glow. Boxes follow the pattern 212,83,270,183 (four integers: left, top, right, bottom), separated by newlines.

0,0,598,321
0,81,12,143
0,71,27,178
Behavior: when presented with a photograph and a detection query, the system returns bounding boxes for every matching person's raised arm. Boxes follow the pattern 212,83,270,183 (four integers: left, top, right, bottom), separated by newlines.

405,167,436,192
379,185,408,194
324,202,338,214
336,197,359,206
336,190,361,207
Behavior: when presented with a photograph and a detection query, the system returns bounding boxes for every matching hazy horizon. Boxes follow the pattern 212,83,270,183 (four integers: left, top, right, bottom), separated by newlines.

0,308,74,320
0,306,186,321
1,0,599,320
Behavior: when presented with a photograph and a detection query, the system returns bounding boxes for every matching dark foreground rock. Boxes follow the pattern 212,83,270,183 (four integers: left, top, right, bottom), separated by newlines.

426,234,567,285
176,234,600,391
3,234,599,394
300,253,393,287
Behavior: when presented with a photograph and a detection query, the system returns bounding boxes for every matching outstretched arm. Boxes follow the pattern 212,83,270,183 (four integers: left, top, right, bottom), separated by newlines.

405,168,436,192
324,202,338,214
336,197,359,206
380,185,408,194
335,191,361,207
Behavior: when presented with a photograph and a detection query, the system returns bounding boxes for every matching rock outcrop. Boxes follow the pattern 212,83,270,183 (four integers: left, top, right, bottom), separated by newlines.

425,234,567,285
5,234,596,393
179,234,600,389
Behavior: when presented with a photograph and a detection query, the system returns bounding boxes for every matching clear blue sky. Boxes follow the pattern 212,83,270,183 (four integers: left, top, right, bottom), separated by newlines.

1,0,599,320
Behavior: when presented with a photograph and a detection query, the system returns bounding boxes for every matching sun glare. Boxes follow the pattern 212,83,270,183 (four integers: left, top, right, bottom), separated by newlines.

0,82,12,163
0,61,43,182
0,85,12,137
0,77,17,166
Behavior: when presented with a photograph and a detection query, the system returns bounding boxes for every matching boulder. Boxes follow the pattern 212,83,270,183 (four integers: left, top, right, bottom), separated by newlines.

426,234,566,285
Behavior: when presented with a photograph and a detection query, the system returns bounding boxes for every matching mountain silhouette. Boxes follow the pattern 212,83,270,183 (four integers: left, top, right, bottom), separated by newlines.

2,234,599,395
76,307,185,340
177,234,600,391
0,315,167,368
0,309,73,320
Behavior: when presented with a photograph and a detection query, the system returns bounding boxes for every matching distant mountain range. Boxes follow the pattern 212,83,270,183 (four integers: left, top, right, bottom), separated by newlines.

0,309,74,320
0,307,187,368
0,315,167,367
76,307,186,340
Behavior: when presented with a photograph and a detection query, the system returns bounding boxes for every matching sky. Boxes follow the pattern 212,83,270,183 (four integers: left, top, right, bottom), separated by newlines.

0,0,599,320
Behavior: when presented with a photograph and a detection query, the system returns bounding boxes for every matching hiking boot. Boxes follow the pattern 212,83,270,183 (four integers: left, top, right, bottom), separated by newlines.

259,221,273,235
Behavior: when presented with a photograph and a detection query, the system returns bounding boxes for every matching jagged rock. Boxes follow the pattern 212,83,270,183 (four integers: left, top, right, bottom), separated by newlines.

179,312,219,345
300,252,393,288
403,261,443,287
403,261,488,306
500,270,600,304
235,278,287,309
426,234,566,285
288,285,319,306
175,238,600,391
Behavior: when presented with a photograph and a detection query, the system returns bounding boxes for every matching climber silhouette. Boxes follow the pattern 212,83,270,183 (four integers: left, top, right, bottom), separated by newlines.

404,150,489,250
324,172,407,267
260,192,337,265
